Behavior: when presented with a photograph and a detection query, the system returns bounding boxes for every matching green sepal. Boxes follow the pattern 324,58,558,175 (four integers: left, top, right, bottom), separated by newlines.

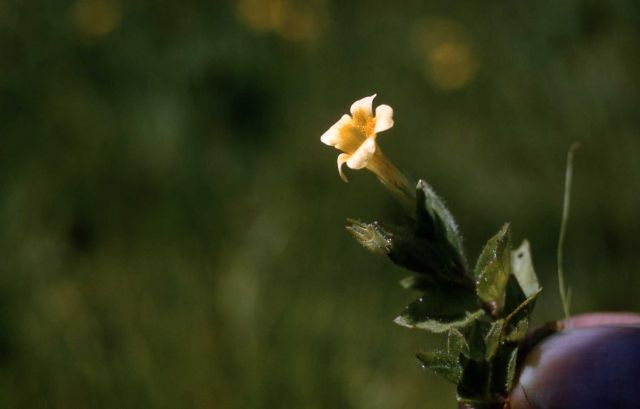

345,219,390,257
394,285,483,333
474,223,512,314
416,349,463,384
511,240,540,298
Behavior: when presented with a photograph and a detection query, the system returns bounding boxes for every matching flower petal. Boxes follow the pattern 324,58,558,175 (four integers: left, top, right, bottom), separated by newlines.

320,114,352,146
374,104,394,133
337,153,351,182
350,94,376,116
346,137,376,170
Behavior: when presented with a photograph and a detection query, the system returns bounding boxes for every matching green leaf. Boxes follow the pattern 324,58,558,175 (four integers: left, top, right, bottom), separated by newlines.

416,349,463,384
395,307,484,333
475,223,512,314
484,319,504,361
505,317,528,343
505,282,542,327
415,181,461,246
489,346,519,395
386,228,454,279
347,220,470,285
457,358,490,401
505,347,519,392
448,328,470,358
399,275,431,291
503,275,540,339
465,319,488,362
503,274,527,318
416,180,468,271
394,285,483,333
511,240,540,298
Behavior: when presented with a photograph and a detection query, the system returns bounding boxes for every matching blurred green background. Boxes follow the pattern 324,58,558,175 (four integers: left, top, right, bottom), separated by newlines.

1,0,639,407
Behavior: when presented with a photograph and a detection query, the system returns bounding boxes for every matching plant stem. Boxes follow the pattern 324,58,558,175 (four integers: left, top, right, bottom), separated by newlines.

557,143,580,319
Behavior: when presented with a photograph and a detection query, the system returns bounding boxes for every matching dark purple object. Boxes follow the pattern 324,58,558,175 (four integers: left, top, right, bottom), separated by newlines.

509,313,640,409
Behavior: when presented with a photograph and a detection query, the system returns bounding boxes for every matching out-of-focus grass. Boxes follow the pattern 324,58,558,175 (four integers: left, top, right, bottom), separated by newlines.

0,0,639,408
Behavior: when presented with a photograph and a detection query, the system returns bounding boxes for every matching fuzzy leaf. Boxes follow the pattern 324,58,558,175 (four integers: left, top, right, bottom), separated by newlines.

511,240,540,298
415,181,462,247
448,328,470,358
503,274,541,343
475,223,511,314
395,307,483,333
399,275,459,293
394,285,483,333
416,349,463,384
489,346,519,395
388,232,455,279
505,317,529,343
416,181,467,272
505,347,519,392
465,320,488,362
505,279,542,327
347,220,469,285
484,319,504,361
399,275,431,291
457,359,490,402
503,274,527,318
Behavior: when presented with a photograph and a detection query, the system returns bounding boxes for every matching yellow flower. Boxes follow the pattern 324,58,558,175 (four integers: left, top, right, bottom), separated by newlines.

320,94,394,182
320,94,416,210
